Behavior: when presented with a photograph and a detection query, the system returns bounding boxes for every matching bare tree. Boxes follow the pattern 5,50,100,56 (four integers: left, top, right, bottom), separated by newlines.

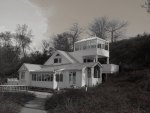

89,17,108,39
15,24,32,57
106,20,128,42
69,23,83,50
89,17,127,42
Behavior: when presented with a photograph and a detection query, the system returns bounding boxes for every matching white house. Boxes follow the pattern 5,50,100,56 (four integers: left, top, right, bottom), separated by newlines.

18,37,119,89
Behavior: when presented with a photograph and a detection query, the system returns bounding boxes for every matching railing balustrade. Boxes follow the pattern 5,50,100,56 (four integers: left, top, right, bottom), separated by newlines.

0,85,28,92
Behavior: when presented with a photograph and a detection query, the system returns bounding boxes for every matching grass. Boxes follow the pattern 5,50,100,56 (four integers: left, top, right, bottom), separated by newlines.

0,92,35,113
45,69,150,113
29,86,55,93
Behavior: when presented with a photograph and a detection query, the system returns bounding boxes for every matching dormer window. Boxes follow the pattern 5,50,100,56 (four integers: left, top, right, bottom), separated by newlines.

53,53,62,64
54,58,61,63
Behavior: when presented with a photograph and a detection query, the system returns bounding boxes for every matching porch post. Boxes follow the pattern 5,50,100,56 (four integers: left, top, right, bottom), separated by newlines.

95,55,98,62
107,57,109,64
91,67,94,87
53,72,57,89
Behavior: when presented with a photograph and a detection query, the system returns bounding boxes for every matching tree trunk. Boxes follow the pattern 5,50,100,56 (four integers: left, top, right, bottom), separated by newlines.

111,31,114,43
73,38,75,51
22,47,26,58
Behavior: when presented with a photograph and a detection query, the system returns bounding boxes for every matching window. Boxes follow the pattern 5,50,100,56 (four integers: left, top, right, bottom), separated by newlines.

42,74,45,81
87,41,91,49
56,74,59,82
21,72,25,79
47,73,53,81
56,73,63,82
83,42,87,50
32,73,53,82
101,44,105,49
54,58,58,63
87,59,93,62
73,72,76,84
37,74,42,81
83,58,94,63
32,73,36,81
91,40,96,48
54,58,61,63
69,72,76,84
60,73,63,82
98,44,101,48
83,59,87,63
105,44,108,50
94,65,100,78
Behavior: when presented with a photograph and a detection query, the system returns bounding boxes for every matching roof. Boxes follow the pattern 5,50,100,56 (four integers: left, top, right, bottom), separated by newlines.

75,37,108,43
57,50,78,63
44,50,78,65
31,62,102,72
24,63,42,71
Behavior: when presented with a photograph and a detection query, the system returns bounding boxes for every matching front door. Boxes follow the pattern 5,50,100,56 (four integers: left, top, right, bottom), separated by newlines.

69,72,76,87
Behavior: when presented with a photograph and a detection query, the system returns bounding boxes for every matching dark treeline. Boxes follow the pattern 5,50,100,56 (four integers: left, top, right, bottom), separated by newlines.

0,24,54,81
110,33,150,71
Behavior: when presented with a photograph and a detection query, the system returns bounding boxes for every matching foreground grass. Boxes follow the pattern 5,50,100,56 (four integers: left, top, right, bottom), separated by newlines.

45,69,150,113
0,92,35,113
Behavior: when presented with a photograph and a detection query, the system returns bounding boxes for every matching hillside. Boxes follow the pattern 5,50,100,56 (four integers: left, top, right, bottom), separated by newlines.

45,69,150,113
45,34,150,113
110,34,150,70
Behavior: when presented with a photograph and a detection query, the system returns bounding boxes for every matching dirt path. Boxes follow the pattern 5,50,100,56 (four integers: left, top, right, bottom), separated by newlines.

20,91,52,113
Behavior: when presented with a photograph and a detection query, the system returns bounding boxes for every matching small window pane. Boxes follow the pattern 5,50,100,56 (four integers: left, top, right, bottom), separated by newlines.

21,72,25,79
59,58,61,63
50,74,53,81
60,73,63,82
56,74,59,82
54,58,58,63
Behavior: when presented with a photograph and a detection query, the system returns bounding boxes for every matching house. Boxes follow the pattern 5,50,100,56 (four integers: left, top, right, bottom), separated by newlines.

18,37,119,89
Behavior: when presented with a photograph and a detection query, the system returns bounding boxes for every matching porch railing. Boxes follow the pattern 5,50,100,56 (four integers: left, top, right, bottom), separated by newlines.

0,85,28,92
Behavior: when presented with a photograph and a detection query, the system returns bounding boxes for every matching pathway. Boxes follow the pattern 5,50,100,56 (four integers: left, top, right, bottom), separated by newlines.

20,91,52,113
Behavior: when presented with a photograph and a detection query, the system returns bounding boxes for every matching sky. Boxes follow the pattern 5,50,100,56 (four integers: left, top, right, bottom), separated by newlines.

0,0,150,50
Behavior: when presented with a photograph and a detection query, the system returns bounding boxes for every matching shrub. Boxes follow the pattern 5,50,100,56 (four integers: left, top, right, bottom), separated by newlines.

45,69,150,113
0,92,35,113
0,100,20,113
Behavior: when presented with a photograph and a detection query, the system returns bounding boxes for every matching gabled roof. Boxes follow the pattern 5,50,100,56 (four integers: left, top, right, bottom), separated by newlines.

83,62,102,68
23,63,42,71
34,62,102,72
44,50,78,65
57,50,78,63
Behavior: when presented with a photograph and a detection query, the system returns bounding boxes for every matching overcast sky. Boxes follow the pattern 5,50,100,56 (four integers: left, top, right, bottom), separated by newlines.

0,0,149,50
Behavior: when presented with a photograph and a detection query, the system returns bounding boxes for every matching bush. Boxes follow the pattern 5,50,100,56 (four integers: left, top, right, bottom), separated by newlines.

0,101,20,113
45,69,150,113
0,92,35,113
